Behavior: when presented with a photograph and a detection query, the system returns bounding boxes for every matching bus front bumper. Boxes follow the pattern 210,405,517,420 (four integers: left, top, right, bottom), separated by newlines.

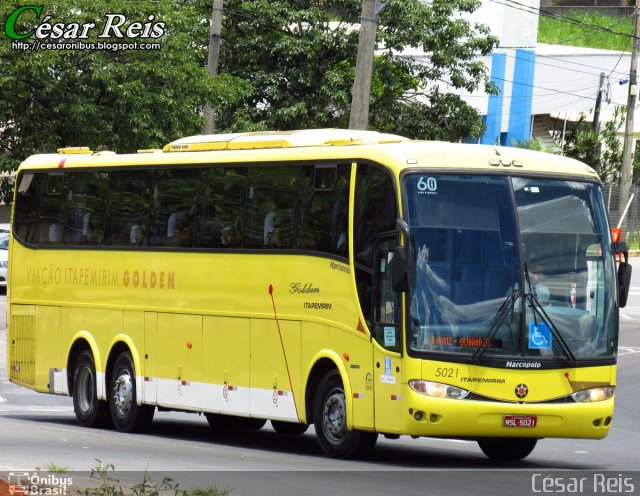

401,388,614,439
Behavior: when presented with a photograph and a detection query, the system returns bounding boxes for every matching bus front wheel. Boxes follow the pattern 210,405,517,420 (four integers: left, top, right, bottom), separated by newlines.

313,370,377,458
109,351,154,432
72,350,111,428
478,438,538,461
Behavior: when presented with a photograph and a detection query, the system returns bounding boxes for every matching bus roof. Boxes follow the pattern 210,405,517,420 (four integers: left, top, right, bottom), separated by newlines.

18,129,599,180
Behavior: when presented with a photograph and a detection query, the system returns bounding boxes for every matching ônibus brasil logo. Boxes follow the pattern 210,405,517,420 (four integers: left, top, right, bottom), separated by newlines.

4,5,165,52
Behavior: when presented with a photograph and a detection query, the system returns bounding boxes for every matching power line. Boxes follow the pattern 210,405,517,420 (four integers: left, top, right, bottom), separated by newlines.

412,48,630,80
488,0,636,40
607,35,632,78
433,72,599,101
413,55,623,102
538,15,631,46
503,52,628,81
490,76,598,100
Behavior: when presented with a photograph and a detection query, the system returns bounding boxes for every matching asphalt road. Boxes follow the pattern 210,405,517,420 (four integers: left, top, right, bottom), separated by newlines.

1,266,639,495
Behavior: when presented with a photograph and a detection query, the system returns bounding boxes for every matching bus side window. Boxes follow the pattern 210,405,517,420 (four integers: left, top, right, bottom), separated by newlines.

353,164,397,327
296,164,350,256
64,171,109,246
149,168,199,248
244,166,298,248
195,167,247,249
105,170,152,247
14,172,42,245
37,173,66,246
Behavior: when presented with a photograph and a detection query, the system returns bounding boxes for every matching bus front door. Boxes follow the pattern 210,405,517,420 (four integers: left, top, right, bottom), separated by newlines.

372,236,403,434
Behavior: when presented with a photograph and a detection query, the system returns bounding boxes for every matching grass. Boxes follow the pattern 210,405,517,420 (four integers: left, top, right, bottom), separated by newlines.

627,232,640,250
79,462,232,496
45,463,70,473
538,11,633,51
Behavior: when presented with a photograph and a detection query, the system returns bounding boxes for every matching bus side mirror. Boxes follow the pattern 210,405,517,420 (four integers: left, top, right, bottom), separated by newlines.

612,236,632,308
392,246,410,292
618,261,632,308
392,218,413,292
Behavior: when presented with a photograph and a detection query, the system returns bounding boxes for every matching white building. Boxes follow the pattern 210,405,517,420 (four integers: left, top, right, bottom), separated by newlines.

444,1,638,147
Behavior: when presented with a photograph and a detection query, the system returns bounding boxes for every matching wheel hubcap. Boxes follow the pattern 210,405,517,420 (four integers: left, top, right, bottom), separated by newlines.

323,388,347,442
113,369,133,417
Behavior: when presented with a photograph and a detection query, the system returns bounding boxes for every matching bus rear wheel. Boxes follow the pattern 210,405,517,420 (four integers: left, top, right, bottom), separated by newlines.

271,420,309,435
72,350,112,428
478,438,538,461
109,351,154,432
313,370,377,458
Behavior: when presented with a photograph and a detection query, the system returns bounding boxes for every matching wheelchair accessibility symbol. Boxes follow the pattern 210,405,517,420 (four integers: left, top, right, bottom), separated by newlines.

528,322,552,350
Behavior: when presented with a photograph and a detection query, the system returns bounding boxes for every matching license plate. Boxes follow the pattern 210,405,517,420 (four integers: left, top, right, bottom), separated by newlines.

503,415,538,427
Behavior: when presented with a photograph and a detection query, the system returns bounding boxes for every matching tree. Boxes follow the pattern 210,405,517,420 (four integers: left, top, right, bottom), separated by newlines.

1,0,498,203
558,106,636,185
0,0,248,203
215,0,498,140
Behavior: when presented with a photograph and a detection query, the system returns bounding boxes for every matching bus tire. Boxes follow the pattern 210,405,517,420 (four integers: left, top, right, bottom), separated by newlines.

205,413,266,430
313,370,377,458
271,420,309,435
478,438,538,461
72,350,112,428
109,351,154,432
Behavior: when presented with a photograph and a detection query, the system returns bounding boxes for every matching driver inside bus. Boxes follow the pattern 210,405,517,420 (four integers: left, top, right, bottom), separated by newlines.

527,261,551,302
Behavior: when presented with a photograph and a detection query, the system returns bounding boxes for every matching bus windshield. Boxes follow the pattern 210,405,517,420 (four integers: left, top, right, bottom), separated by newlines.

404,174,617,363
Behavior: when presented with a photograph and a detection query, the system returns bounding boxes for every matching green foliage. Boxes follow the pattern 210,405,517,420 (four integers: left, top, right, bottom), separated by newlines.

538,11,633,51
45,463,70,473
628,231,640,250
216,0,498,140
80,461,231,496
510,138,553,152
0,0,248,203
556,106,636,185
1,0,498,204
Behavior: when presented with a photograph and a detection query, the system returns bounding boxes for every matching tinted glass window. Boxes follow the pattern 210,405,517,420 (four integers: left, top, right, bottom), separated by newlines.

14,162,354,260
64,171,110,245
14,172,42,244
353,164,397,325
297,164,350,257
195,167,247,248
105,170,152,246
38,173,66,245
244,166,299,248
354,164,396,267
149,169,199,248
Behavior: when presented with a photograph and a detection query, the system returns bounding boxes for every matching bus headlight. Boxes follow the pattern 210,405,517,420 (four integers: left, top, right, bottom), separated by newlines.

409,380,470,399
571,386,615,403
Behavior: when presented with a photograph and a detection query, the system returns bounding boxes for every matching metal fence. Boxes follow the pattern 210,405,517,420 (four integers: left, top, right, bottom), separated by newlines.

604,183,640,247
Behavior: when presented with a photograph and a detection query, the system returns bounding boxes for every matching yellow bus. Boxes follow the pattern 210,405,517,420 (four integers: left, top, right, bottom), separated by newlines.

7,129,631,461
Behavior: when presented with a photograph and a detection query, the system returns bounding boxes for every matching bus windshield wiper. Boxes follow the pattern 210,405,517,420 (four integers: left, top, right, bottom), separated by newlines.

471,289,520,363
523,264,577,367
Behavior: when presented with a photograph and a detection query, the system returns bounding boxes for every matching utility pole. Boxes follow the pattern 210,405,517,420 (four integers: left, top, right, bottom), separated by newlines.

619,4,640,226
592,72,606,172
349,0,388,130
203,0,224,135
592,72,606,135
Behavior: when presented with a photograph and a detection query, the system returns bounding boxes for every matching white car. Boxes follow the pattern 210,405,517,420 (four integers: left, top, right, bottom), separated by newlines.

0,232,8,291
